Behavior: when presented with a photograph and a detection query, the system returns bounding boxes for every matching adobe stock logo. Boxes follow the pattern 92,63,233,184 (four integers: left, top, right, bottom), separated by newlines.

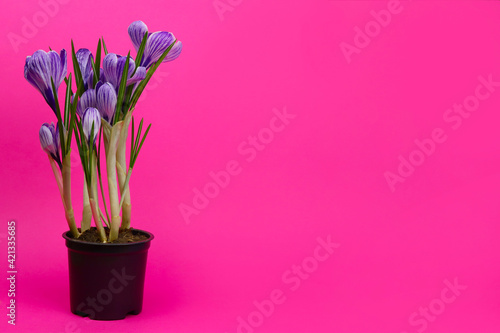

7,0,70,53
400,278,467,333
226,235,340,333
75,267,135,319
385,74,500,192
339,0,406,64
178,107,296,225
135,69,169,103
213,0,243,21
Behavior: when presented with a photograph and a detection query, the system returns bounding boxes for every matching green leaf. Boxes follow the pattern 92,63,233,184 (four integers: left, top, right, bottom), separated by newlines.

67,114,75,152
130,116,135,167
96,128,111,224
133,33,148,74
134,123,151,167
123,85,134,114
67,87,79,155
130,39,177,110
88,122,95,179
64,73,72,127
134,118,144,154
67,90,79,147
129,117,151,168
73,125,82,163
71,40,85,97
94,39,102,82
90,57,98,88
73,124,81,149
74,116,92,185
115,52,131,124
51,78,66,156
102,37,108,55
64,77,74,97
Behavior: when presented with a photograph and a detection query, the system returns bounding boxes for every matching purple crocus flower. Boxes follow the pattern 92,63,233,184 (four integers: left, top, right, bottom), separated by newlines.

128,20,182,69
77,89,97,118
75,48,94,90
102,53,146,91
39,122,62,168
82,107,101,145
96,83,117,123
77,82,117,123
25,49,67,113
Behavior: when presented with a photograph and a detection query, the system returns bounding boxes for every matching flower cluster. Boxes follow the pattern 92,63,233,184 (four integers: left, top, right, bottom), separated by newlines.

25,21,182,242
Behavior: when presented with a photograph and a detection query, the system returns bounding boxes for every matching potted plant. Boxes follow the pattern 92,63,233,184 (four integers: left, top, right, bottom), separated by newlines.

24,20,182,320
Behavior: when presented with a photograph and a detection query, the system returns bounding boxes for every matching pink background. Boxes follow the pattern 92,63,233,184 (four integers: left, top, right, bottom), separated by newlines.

1,0,500,332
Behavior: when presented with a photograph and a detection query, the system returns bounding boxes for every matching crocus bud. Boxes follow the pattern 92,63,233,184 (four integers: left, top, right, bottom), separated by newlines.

77,89,97,118
96,82,117,123
75,48,94,90
128,21,148,51
39,122,61,165
102,53,145,89
82,107,101,144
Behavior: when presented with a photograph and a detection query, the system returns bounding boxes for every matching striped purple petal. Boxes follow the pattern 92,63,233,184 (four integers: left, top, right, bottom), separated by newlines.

25,51,54,111
48,49,67,87
95,80,104,93
142,31,175,68
102,53,119,88
39,122,61,167
116,56,135,83
39,123,56,156
99,68,106,83
24,49,67,114
76,49,94,90
96,82,117,123
82,107,101,144
127,66,146,85
164,40,183,62
128,21,148,51
77,89,97,118
102,53,144,90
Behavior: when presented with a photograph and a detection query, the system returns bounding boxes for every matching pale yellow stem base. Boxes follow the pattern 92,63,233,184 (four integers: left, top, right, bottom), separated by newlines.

117,112,132,229
104,120,124,242
61,153,80,238
89,198,107,243
81,175,92,232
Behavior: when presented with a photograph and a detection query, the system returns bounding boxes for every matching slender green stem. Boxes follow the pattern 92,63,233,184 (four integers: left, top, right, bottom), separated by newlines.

97,129,111,225
88,154,107,243
99,207,110,228
62,153,80,238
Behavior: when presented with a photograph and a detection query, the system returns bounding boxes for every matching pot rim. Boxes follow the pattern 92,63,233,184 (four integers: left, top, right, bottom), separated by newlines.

62,228,154,247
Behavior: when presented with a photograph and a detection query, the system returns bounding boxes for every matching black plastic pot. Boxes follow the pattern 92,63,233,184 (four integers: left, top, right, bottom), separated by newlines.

62,229,154,320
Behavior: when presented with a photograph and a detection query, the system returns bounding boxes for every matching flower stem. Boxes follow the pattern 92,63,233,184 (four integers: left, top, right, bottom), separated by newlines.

119,168,132,209
61,153,80,238
105,121,124,242
89,199,107,242
48,155,63,198
81,174,92,232
99,207,110,228
88,154,107,243
117,112,132,229
96,129,111,226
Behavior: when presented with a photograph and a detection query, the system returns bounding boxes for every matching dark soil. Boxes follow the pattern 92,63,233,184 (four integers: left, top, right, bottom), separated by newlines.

71,227,149,244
